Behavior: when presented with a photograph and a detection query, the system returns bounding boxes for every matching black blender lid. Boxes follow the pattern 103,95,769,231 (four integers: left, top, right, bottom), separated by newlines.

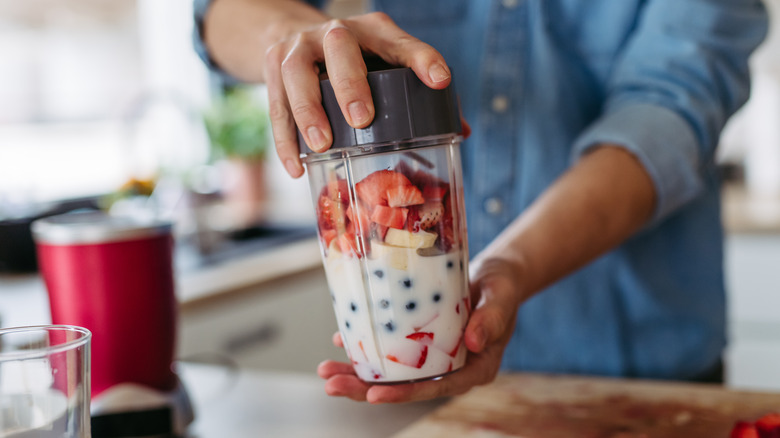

298,62,461,154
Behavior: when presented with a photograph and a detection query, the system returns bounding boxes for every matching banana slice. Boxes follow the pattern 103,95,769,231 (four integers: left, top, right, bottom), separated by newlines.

370,240,410,270
384,228,437,249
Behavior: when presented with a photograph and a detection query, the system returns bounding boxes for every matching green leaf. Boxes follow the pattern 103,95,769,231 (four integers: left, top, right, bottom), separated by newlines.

203,87,270,161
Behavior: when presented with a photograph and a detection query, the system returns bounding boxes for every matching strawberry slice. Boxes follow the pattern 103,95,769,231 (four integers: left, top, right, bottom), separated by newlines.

346,202,372,237
418,201,444,229
371,205,409,230
317,178,350,232
406,201,444,232
337,232,361,258
447,336,462,358
756,413,780,438
326,178,350,203
317,195,342,230
387,185,424,207
320,229,337,247
355,170,414,207
732,422,760,438
422,185,448,201
406,332,434,345
386,345,428,369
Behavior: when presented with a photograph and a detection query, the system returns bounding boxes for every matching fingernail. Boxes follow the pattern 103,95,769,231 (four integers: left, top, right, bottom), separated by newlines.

429,63,451,84
307,126,328,151
284,158,300,176
348,101,369,126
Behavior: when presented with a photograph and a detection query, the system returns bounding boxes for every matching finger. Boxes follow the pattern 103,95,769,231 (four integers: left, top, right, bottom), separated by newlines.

366,348,499,403
281,35,332,152
332,331,344,348
349,12,451,90
317,360,355,379
265,42,305,178
322,22,373,129
324,375,370,401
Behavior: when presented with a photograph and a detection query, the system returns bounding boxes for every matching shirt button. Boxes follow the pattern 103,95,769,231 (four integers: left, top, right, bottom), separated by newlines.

491,95,509,113
484,197,504,215
502,0,519,9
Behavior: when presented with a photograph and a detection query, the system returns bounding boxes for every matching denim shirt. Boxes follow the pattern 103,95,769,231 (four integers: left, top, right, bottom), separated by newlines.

194,0,768,379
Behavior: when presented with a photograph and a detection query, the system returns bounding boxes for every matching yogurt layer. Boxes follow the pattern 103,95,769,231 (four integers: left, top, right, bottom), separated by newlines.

324,242,469,383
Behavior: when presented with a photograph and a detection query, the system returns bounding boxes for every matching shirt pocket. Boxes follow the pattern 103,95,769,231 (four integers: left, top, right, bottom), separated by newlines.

372,0,468,25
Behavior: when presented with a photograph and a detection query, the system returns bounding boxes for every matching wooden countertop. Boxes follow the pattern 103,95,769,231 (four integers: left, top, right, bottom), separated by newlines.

393,373,780,438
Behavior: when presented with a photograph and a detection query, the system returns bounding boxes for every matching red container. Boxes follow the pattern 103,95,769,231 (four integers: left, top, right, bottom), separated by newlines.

32,212,177,397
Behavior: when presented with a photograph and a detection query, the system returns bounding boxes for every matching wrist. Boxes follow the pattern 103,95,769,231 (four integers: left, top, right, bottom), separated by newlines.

204,0,329,83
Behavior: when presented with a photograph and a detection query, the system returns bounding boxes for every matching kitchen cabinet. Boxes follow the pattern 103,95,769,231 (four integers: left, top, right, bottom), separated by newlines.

724,233,780,390
177,266,345,374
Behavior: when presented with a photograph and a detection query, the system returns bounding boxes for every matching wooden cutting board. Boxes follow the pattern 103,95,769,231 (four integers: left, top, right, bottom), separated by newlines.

392,373,780,437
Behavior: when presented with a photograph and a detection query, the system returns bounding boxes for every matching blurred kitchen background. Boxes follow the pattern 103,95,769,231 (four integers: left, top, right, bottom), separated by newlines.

0,0,779,393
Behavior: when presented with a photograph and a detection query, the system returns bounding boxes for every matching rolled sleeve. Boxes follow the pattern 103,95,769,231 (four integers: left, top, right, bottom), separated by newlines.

571,0,767,223
192,0,240,85
571,103,703,222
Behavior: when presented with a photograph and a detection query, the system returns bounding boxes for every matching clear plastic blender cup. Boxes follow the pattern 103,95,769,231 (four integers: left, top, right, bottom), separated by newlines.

300,67,470,383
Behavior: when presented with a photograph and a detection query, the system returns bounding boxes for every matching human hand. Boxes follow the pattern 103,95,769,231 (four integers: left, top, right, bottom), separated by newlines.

263,12,453,178
317,257,524,403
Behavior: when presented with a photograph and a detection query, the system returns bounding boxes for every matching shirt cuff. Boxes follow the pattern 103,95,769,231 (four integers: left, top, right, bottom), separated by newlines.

192,0,240,85
570,103,704,223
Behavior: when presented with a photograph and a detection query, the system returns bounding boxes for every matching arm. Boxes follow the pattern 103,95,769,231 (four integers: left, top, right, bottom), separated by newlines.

471,145,655,304
203,0,328,83
200,0,452,178
319,0,767,403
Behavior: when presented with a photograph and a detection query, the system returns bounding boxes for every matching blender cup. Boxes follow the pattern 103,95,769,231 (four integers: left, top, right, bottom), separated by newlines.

300,67,470,383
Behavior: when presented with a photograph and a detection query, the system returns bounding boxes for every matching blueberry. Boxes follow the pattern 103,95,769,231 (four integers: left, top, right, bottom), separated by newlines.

446,260,454,269
401,278,413,288
406,301,417,311
433,293,441,303
345,320,351,329
384,321,395,332
350,302,357,312
374,269,385,279
379,299,390,309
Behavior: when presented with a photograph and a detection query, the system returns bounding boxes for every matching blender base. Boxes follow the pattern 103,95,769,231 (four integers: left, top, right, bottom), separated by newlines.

90,375,194,437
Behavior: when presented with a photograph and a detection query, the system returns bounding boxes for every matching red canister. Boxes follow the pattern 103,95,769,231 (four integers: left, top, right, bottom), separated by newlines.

32,212,177,397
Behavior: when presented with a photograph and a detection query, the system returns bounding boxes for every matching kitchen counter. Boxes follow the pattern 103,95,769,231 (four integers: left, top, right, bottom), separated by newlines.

179,361,445,438
180,363,780,438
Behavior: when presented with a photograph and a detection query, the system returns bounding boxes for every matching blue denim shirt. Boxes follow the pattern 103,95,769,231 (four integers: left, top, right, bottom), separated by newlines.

194,0,768,380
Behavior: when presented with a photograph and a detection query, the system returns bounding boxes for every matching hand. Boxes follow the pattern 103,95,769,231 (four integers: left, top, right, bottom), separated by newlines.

317,257,525,403
263,12,452,178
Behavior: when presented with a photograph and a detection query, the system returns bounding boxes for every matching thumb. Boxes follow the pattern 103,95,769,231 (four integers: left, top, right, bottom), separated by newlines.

464,278,518,353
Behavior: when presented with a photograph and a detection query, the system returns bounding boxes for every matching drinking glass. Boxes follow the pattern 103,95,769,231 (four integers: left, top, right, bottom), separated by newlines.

0,325,91,437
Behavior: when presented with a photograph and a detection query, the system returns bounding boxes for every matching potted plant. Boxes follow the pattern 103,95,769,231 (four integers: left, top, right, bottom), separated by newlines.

203,86,271,227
